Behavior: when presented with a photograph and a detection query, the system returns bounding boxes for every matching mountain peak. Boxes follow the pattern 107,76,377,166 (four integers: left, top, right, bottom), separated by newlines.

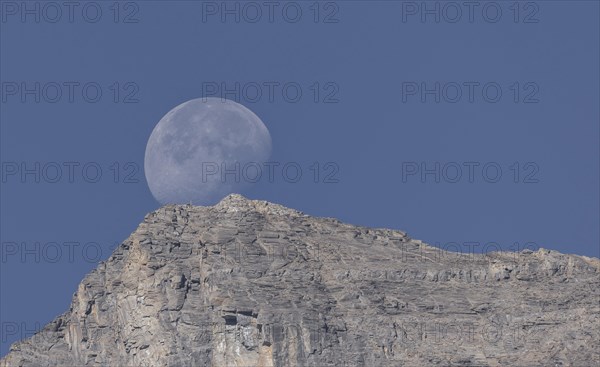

2,198,599,367
216,193,251,205
215,193,259,211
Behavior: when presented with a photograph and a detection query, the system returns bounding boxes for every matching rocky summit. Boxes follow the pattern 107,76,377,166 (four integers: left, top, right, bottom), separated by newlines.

2,194,599,367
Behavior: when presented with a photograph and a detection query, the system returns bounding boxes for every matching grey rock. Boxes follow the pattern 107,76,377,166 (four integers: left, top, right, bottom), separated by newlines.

2,194,599,366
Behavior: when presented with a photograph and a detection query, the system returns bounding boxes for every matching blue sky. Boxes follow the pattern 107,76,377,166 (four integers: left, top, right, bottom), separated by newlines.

1,0,598,357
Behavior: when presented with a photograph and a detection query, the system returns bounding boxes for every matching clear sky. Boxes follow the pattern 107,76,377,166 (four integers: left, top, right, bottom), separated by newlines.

1,0,598,357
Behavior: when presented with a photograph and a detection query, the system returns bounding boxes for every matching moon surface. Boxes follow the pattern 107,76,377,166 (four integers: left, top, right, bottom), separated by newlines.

144,97,272,205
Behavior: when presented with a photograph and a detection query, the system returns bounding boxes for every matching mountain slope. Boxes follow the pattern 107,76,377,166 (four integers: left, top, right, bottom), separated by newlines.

2,194,599,366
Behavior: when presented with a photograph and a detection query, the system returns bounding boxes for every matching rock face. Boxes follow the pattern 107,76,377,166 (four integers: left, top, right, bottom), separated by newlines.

2,194,599,366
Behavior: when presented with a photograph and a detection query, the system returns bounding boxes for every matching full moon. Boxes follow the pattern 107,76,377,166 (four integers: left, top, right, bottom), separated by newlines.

144,97,272,205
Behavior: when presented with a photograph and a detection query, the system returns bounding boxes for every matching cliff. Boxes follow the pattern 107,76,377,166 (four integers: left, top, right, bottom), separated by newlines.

2,194,599,366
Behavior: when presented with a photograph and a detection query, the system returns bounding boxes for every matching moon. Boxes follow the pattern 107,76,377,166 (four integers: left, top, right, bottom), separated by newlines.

144,97,272,205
